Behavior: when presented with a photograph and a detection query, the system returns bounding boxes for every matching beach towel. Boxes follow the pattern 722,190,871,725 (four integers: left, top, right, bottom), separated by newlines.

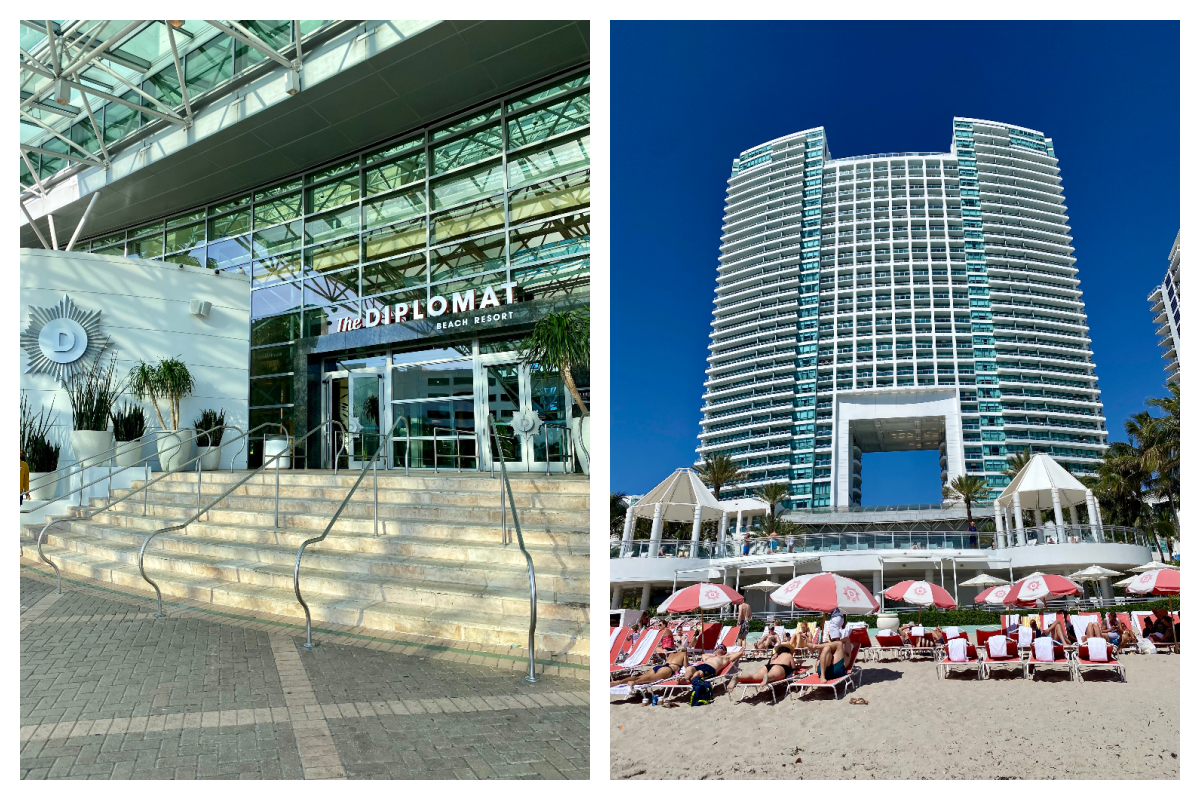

846,621,867,629
775,625,787,639
623,631,658,668
609,627,621,650
911,625,925,637
945,626,960,638
1086,637,1108,662
1042,613,1058,629
947,638,969,662
714,625,731,648
988,635,1009,658
879,628,896,637
1033,636,1055,662
1018,627,1033,647
610,684,633,696
1072,614,1098,642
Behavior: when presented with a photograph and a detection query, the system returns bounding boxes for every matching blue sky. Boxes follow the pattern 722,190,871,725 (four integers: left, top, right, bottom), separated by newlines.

610,20,1180,502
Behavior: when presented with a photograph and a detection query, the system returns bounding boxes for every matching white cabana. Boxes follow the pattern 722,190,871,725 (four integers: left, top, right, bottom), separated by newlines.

991,453,1101,549
620,469,725,557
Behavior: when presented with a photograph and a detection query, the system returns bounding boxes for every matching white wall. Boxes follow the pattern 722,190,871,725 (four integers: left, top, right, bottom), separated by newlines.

20,249,251,471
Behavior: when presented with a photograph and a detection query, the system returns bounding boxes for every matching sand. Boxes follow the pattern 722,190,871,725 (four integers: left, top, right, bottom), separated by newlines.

610,654,1180,780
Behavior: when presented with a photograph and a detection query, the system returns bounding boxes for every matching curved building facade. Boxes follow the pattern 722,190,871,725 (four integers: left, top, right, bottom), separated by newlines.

699,119,1107,509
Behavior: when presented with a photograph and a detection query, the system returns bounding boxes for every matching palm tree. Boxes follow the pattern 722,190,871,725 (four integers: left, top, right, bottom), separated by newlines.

753,482,791,534
1085,441,1168,561
941,474,989,528
610,492,629,537
696,452,741,500
1144,382,1180,531
1004,447,1032,478
519,309,589,417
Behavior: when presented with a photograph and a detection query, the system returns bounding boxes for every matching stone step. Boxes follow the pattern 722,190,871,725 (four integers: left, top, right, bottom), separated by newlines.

145,469,590,497
21,530,586,623
26,517,589,583
21,542,586,656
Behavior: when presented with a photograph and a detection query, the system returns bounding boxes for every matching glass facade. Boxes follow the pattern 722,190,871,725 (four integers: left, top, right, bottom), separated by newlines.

700,119,1106,508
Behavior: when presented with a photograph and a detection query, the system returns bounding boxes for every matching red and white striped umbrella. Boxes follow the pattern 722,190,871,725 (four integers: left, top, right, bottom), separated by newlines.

1001,573,1082,606
770,573,879,614
1125,568,1180,596
975,585,1014,605
657,583,744,613
885,580,956,609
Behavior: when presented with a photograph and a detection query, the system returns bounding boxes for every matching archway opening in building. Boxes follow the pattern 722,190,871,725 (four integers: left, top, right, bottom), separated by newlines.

859,450,944,506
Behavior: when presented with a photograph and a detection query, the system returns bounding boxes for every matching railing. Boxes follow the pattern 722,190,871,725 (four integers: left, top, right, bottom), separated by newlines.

432,426,477,473
135,419,347,616
488,414,538,683
540,423,574,475
293,415,410,650
31,421,245,595
611,524,1150,559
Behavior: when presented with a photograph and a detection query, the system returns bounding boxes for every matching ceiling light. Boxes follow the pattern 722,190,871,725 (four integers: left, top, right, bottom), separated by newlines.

167,20,185,28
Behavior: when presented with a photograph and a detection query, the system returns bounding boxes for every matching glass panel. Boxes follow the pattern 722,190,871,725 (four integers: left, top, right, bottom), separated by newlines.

302,302,357,338
129,221,163,238
37,138,67,178
254,191,302,227
305,206,360,246
432,106,500,140
255,179,302,202
250,376,293,407
249,407,293,436
510,213,589,266
507,73,589,112
206,236,253,271
530,364,567,462
251,282,302,319
508,134,590,188
250,311,301,346
185,35,233,94
364,150,426,196
304,236,359,272
209,209,251,240
508,169,589,225
69,121,98,155
363,187,425,229
127,233,164,260
365,135,423,165
507,94,589,149
432,124,503,175
511,257,589,301
167,209,206,227
362,288,426,317
234,20,293,72
252,221,302,257
430,232,505,283
165,221,206,252
434,271,510,298
487,364,522,461
211,193,251,214
348,375,382,459
143,69,181,108
306,157,357,184
93,244,126,256
304,269,360,308
429,160,503,210
305,175,359,214
430,195,504,244
164,247,205,267
392,362,474,401
362,252,427,296
363,218,425,262
250,343,294,376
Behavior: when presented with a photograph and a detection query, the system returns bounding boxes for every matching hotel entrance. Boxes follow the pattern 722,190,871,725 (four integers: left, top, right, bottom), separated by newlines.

324,368,384,468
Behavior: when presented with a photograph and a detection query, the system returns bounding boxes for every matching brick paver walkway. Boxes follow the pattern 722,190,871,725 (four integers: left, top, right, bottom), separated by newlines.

20,562,588,779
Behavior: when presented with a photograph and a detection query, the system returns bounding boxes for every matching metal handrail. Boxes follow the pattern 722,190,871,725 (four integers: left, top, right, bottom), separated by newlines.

293,415,411,649
432,425,477,473
32,422,259,595
539,422,573,476
135,419,347,617
488,413,538,683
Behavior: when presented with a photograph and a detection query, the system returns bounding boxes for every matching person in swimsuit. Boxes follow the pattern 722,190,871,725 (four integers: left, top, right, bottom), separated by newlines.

730,643,796,690
610,651,688,688
812,637,856,680
682,644,744,682
1102,612,1136,650
736,602,752,647
757,626,779,651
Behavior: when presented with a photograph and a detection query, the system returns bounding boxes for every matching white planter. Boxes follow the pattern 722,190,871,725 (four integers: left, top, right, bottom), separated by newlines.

157,429,196,472
264,436,291,470
28,471,61,501
114,438,147,468
876,613,901,633
198,445,222,471
71,429,115,469
570,416,591,476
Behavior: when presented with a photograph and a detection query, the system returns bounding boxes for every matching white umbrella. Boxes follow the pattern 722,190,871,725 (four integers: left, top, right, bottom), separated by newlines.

1067,565,1124,580
1128,561,1176,574
959,573,1009,588
1113,575,1138,588
742,579,782,616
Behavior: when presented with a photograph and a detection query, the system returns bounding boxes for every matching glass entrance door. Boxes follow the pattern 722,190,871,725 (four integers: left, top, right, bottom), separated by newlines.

482,361,572,472
347,372,382,467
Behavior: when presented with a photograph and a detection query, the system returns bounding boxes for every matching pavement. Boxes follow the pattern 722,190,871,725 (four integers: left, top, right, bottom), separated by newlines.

20,561,588,780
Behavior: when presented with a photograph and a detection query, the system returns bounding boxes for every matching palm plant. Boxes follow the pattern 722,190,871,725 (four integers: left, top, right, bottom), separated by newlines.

193,408,227,447
519,309,589,417
941,474,989,528
110,403,146,442
1084,441,1167,561
753,482,791,531
610,492,629,537
129,357,195,431
1143,381,1179,529
66,353,124,431
696,452,741,500
21,393,61,472
1004,446,1032,478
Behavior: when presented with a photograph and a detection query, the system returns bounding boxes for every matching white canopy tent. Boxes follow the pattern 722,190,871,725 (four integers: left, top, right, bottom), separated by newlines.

991,453,1101,549
619,469,725,556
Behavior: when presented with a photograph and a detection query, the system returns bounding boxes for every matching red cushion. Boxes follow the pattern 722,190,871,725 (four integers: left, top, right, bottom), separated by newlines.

976,629,1001,646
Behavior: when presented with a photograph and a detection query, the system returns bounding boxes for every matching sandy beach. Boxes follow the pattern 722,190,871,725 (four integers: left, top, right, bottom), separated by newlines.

610,655,1179,780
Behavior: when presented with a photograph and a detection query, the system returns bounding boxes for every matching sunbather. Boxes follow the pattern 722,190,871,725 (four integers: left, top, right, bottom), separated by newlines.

729,643,796,690
812,637,856,680
682,644,744,682
1146,610,1177,643
1102,612,1137,650
757,627,780,650
656,625,678,654
788,624,812,651
610,651,688,688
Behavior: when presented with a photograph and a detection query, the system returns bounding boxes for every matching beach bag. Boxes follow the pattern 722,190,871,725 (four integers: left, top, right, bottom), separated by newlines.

688,677,713,706
1136,638,1157,655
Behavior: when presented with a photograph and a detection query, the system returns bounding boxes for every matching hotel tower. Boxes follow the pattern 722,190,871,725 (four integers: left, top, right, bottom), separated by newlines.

698,119,1107,509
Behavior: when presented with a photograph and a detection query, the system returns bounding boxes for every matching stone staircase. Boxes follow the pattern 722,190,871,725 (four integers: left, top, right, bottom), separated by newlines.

20,470,589,657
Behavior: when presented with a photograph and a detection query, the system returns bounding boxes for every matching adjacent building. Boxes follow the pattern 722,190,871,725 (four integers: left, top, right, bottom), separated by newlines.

1148,231,1181,384
698,119,1107,509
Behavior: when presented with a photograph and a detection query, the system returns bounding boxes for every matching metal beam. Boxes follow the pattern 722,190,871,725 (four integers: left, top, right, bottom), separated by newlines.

45,21,62,75
47,214,59,249
49,78,185,125
166,25,193,125
19,109,101,161
61,20,143,80
82,97,111,165
293,21,303,63
20,201,54,250
20,150,47,197
22,144,104,169
20,90,80,117
66,192,101,252
206,20,293,69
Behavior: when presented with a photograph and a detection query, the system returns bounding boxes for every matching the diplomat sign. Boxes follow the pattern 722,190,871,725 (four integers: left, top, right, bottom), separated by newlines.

334,281,519,333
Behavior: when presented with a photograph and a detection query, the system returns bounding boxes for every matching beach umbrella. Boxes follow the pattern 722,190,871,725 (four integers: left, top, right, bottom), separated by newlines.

657,583,745,644
1125,568,1180,611
1113,575,1138,589
1127,561,1178,573
1068,565,1124,602
959,573,1008,588
974,585,1014,605
1001,572,1082,606
884,580,955,623
771,573,879,614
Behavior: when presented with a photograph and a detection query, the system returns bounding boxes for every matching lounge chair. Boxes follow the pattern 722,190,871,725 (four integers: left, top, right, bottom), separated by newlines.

975,628,1002,647
936,640,981,680
981,635,1024,679
1131,611,1178,653
735,652,808,704
906,628,940,660
1025,637,1073,680
1073,638,1126,682
610,626,632,666
610,629,666,678
643,649,744,702
711,625,740,652
872,633,907,662
1000,614,1022,636
787,643,863,700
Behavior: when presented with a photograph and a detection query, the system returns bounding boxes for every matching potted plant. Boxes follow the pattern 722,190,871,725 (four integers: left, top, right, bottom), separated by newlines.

67,353,123,469
129,356,196,472
111,403,147,467
21,393,62,501
194,408,226,470
520,309,590,474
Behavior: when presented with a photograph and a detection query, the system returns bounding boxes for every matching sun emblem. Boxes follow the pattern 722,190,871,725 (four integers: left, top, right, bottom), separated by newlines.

21,295,110,384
